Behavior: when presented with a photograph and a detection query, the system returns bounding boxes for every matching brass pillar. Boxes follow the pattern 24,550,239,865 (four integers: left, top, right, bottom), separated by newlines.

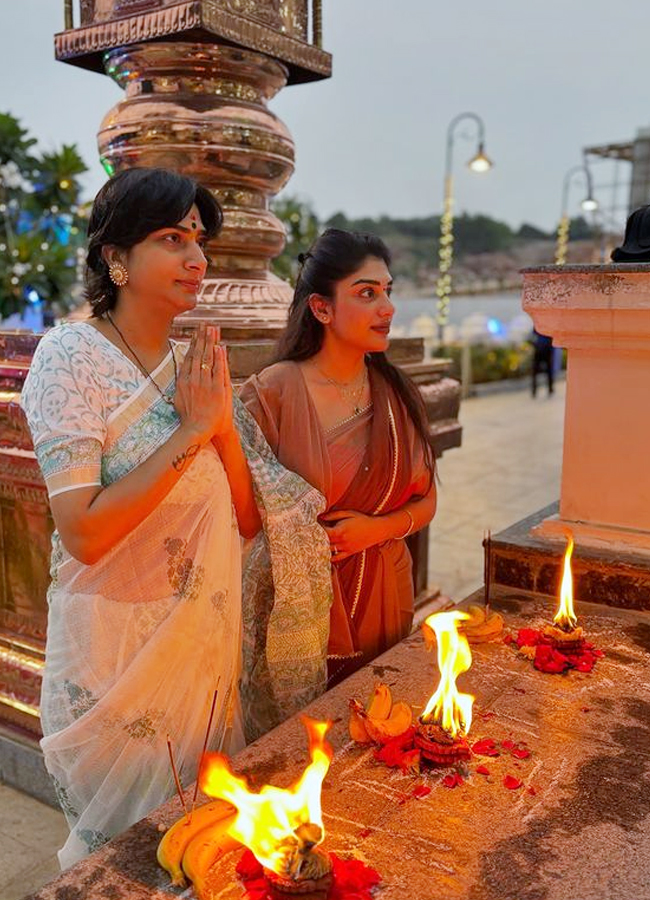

98,42,296,327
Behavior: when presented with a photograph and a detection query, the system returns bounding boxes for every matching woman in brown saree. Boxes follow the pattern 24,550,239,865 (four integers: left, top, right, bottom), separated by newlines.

240,229,436,689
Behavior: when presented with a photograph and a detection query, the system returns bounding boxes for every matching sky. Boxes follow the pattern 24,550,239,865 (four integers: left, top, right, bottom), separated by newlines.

1,0,648,233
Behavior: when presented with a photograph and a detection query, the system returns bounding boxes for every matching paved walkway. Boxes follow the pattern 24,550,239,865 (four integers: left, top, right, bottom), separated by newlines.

0,380,566,900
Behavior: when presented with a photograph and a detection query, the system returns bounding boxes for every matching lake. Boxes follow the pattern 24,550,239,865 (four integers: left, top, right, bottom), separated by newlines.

392,290,527,330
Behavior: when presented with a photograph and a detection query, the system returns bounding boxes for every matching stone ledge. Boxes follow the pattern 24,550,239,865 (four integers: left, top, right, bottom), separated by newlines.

491,503,650,610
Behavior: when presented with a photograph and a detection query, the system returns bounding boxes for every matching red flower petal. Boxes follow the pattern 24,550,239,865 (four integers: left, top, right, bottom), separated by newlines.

373,727,420,773
472,738,500,757
534,643,570,673
476,765,491,776
516,628,543,648
503,633,514,644
512,746,530,759
412,784,432,799
359,827,373,839
236,849,263,881
442,772,464,789
501,739,515,750
330,854,381,899
503,774,523,790
527,786,537,796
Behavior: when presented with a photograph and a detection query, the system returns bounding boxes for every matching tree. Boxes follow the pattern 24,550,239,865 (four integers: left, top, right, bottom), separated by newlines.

271,195,320,285
0,113,88,319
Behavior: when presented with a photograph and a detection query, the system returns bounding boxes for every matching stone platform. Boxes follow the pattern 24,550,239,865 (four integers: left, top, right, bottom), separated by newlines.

492,503,650,610
25,588,650,900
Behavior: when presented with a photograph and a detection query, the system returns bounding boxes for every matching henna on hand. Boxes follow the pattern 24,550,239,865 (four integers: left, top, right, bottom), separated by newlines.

172,443,200,473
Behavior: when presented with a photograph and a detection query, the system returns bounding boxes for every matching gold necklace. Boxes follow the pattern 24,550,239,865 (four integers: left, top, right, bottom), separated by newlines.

314,362,368,414
106,312,177,405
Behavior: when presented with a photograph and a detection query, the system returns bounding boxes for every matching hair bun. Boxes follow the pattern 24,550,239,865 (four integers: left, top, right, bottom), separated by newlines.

297,251,311,265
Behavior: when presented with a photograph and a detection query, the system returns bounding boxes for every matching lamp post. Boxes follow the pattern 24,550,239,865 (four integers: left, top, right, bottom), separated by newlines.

555,163,598,266
435,112,492,342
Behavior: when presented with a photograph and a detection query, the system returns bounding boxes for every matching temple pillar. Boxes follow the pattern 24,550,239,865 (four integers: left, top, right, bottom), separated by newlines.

523,264,650,553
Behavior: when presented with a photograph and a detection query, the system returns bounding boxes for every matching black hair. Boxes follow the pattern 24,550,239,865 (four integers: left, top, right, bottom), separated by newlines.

85,167,223,316
276,227,435,480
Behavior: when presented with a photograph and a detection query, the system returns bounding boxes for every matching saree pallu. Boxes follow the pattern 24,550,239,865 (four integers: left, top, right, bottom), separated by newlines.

234,398,332,743
39,381,244,868
239,361,431,690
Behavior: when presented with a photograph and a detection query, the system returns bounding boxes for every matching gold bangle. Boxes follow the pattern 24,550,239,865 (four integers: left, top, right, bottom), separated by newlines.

396,508,414,540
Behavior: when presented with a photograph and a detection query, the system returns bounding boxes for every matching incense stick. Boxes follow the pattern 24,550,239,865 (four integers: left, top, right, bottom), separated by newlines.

190,677,221,817
484,529,492,617
166,736,189,819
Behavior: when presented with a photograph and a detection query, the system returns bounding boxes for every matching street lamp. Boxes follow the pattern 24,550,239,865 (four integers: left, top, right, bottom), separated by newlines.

435,112,493,342
555,163,598,266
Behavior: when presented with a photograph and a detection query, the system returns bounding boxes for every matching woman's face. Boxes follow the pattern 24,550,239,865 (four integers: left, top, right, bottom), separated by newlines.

120,204,209,313
328,255,394,354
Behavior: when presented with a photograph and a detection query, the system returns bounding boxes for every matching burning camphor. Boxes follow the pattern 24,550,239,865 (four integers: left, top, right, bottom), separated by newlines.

543,533,584,648
200,717,334,897
416,610,475,764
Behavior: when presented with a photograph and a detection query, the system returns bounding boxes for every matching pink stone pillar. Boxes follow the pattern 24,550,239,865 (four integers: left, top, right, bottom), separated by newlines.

523,265,650,552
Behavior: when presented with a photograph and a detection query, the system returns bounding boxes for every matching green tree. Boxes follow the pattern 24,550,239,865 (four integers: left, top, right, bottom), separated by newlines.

0,113,88,319
271,195,320,285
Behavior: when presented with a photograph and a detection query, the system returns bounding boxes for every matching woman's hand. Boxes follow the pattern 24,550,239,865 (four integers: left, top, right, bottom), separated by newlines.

174,323,234,443
319,509,392,563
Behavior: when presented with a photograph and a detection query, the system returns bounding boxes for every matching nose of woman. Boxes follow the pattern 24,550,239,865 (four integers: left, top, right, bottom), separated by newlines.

380,292,395,319
185,240,208,272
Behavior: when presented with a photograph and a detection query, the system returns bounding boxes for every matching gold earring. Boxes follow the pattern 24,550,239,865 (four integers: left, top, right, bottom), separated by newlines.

108,261,129,287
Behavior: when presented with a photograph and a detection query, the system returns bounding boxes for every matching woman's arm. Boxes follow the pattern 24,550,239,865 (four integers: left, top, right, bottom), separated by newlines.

213,429,261,539
50,326,251,564
51,421,212,565
320,481,437,563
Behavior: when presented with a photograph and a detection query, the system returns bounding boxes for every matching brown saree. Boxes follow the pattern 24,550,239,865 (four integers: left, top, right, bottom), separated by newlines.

239,360,431,686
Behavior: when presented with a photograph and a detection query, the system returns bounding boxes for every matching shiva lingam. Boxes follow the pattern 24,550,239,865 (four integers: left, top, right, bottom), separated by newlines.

542,534,586,653
201,717,334,899
417,611,475,766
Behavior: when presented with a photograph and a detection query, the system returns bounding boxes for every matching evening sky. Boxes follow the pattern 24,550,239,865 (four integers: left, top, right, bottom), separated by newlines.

0,0,647,232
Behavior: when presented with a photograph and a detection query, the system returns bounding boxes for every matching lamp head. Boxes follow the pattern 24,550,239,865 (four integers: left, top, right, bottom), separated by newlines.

468,142,493,173
581,196,598,212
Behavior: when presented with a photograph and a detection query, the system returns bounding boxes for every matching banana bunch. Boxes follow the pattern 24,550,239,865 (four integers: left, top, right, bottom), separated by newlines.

460,604,504,643
157,798,240,896
348,682,412,744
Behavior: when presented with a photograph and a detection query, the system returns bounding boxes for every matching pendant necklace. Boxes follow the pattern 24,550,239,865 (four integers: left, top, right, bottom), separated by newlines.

106,311,177,405
314,362,368,414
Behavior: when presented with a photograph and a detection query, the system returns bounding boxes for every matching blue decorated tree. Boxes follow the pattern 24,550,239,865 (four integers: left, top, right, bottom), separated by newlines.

0,113,88,321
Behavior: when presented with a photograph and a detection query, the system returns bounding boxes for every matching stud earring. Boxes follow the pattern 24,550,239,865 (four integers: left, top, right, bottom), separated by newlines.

108,261,129,287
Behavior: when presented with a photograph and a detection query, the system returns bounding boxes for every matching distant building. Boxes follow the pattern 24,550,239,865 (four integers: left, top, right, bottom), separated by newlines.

584,127,650,226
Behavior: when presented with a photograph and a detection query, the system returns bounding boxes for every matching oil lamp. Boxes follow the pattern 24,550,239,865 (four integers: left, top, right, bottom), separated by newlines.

417,611,475,765
201,717,334,898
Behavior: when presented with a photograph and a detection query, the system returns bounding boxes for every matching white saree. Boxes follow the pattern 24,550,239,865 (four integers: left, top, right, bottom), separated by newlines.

22,323,244,869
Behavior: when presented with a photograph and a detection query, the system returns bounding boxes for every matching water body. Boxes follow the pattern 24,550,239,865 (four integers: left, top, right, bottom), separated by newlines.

392,290,528,331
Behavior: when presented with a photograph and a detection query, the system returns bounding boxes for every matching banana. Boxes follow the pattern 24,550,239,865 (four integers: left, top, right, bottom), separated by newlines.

366,682,393,720
348,699,372,743
461,605,504,643
364,701,412,743
157,798,236,886
181,813,240,899
422,620,436,651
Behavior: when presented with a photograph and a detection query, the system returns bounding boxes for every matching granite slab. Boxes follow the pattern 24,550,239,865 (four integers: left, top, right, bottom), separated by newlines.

24,589,650,900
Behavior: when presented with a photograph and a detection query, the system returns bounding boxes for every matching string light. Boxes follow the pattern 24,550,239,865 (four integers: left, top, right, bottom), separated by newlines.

554,214,570,266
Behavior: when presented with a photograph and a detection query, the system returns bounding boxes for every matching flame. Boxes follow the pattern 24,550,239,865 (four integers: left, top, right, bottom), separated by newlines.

553,533,578,631
200,717,333,874
420,610,474,738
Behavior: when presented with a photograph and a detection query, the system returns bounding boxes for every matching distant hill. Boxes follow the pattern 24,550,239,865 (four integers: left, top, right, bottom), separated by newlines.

323,211,601,294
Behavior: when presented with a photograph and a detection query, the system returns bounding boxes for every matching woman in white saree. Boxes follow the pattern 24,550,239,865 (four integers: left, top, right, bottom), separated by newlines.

21,168,261,868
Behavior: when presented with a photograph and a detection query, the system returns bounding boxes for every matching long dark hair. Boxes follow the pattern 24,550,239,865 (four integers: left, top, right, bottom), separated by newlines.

85,167,223,316
276,228,435,480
